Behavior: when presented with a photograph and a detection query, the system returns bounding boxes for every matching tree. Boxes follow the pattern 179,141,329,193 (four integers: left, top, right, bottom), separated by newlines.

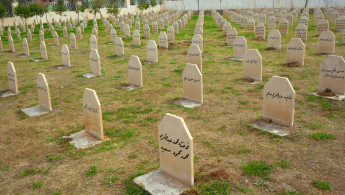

54,0,67,16
88,0,104,17
323,0,335,7
29,3,47,21
1,0,12,17
150,0,157,7
107,1,120,16
76,3,87,19
14,4,34,24
137,0,149,11
304,0,309,8
0,2,6,24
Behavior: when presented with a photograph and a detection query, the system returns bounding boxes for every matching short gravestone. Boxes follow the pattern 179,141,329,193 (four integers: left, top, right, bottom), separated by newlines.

318,31,335,54
128,55,143,87
286,38,305,66
53,31,59,46
63,26,68,38
227,28,237,46
63,88,105,149
21,73,52,117
317,19,329,36
267,16,276,29
110,28,116,43
147,40,158,64
246,19,255,32
167,26,174,41
40,41,48,60
188,44,202,71
192,34,203,53
299,16,308,28
23,38,29,56
115,37,124,56
8,35,15,52
295,23,307,42
152,22,158,33
318,55,345,96
90,35,98,50
159,31,168,49
335,16,345,31
124,24,130,37
85,48,102,77
27,29,32,42
1,62,18,97
76,27,82,39
194,27,203,37
183,63,203,104
132,30,140,46
223,22,232,36
61,44,71,67
278,19,289,34
233,36,247,59
134,113,194,194
268,29,281,50
143,24,150,39
243,49,262,82
70,33,77,49
255,23,265,40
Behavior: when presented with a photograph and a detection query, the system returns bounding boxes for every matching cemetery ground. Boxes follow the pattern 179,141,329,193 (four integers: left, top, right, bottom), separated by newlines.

0,14,344,194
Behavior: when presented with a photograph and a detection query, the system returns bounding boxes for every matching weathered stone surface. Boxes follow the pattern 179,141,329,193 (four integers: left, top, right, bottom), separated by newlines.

233,36,247,59
227,28,237,46
278,19,289,34
143,24,150,39
90,34,97,50
61,44,71,67
167,26,174,41
147,40,158,63
53,31,59,46
23,38,29,56
128,55,143,87
317,19,329,36
70,33,77,49
188,44,202,71
124,24,130,37
159,31,168,49
115,37,124,56
90,49,101,76
243,49,262,82
268,29,281,50
110,28,116,43
286,38,305,66
40,41,48,60
295,23,307,42
183,63,203,104
267,16,276,29
255,23,265,39
318,55,345,95
192,34,203,53
132,30,140,46
7,62,18,94
8,35,15,52
318,30,335,54
263,76,295,127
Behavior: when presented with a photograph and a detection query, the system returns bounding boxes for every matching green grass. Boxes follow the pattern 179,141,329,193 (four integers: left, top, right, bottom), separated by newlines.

122,172,149,195
192,180,231,194
309,132,335,140
31,181,42,189
242,161,274,179
312,180,331,190
236,185,253,193
85,166,98,177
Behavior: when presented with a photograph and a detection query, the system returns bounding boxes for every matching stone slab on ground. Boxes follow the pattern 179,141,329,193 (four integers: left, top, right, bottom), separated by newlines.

309,92,345,101
134,170,188,195
21,105,50,117
0,90,16,98
62,130,103,149
174,99,202,108
83,73,97,78
250,119,292,137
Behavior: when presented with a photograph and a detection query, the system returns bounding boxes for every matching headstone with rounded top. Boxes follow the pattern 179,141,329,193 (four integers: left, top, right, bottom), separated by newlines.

227,28,237,46
167,26,174,41
255,23,265,40
318,31,335,54
188,44,202,71
268,29,281,50
143,24,150,39
128,55,143,87
62,44,71,67
23,38,29,56
295,24,307,42
278,19,289,34
267,16,276,29
8,35,15,52
124,24,130,37
53,31,59,46
147,40,158,63
115,37,124,56
27,29,32,42
159,31,168,49
70,33,77,49
133,30,140,46
233,36,247,59
40,41,48,60
243,49,262,82
183,63,203,104
110,28,116,43
318,55,345,95
2,62,19,97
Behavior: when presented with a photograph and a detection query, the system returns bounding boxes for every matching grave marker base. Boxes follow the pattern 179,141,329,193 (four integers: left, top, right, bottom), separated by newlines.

225,57,243,61
174,99,202,108
121,84,137,91
134,170,188,195
0,90,16,98
18,54,27,58
62,130,104,149
83,73,97,78
250,119,292,136
21,105,51,117
309,92,345,101
32,59,43,62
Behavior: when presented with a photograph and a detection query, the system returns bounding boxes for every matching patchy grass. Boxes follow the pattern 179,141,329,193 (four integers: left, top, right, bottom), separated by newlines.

242,161,274,179
312,180,331,190
85,166,98,177
309,132,335,140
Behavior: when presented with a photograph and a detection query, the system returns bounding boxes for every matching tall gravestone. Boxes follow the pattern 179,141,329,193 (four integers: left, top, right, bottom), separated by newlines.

83,88,104,140
39,30,44,42
188,44,202,71
263,76,295,127
318,55,345,95
132,30,140,46
268,29,281,50
318,31,335,54
147,40,158,63
124,24,130,37
159,31,168,49
53,31,59,46
286,38,305,66
255,23,265,40
23,38,29,56
27,29,32,42
227,28,237,46
167,26,174,41
70,33,77,49
143,24,150,39
110,28,116,43
40,41,48,60
90,35,98,50
115,37,124,56
295,23,307,42
267,16,276,29
8,35,15,52
183,63,203,104
90,49,101,76
128,55,143,87
243,49,262,82
62,44,71,67
7,62,19,94
233,36,247,59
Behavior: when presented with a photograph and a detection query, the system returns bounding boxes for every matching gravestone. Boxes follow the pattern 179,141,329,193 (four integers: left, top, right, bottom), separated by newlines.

83,88,104,140
0,37,2,50
318,31,335,54
194,27,203,37
299,16,308,28
143,24,150,39
133,30,140,46
90,35,98,50
227,28,237,46
27,29,32,42
76,27,82,39
263,76,295,127
295,23,307,42
124,24,130,37
246,19,255,32
39,30,44,42
318,55,345,95
317,19,329,36
255,23,265,40
153,22,158,33
110,28,116,43
115,37,124,56
128,55,143,87
223,22,232,36
90,49,101,76
188,44,202,71
147,40,158,63
335,16,345,31
159,31,168,49
7,62,19,94
243,49,262,82
278,19,289,34
21,38,29,56
21,73,52,116
192,34,203,53
167,26,174,41
92,27,98,38
70,33,77,49
53,31,59,46
268,29,281,50
62,44,71,67
233,36,247,59
63,26,68,38
40,41,48,60
183,63,203,104
173,21,179,34
286,38,305,66
267,16,276,29
134,113,194,194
